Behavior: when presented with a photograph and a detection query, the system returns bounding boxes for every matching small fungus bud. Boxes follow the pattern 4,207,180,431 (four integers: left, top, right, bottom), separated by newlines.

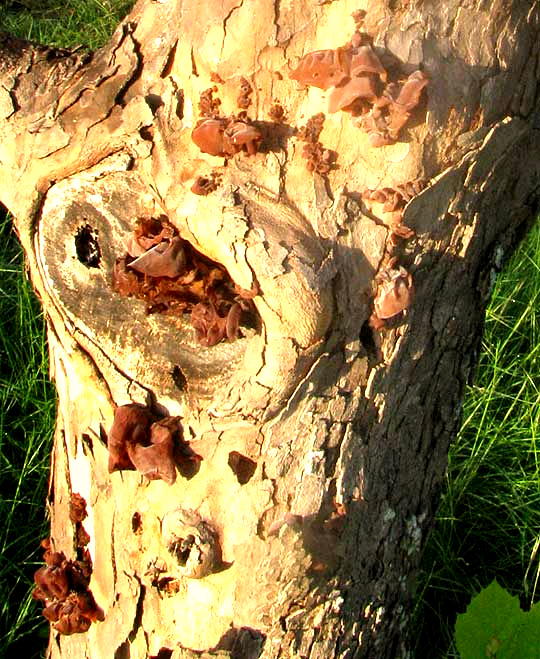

191,118,227,156
373,265,414,321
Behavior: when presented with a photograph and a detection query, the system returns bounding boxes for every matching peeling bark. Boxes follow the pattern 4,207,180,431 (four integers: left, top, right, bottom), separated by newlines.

1,0,539,657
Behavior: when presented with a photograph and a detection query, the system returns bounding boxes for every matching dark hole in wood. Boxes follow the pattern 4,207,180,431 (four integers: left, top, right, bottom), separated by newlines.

156,577,181,595
140,125,154,142
150,648,173,659
360,318,378,362
131,512,142,534
81,432,94,456
75,224,101,268
114,641,129,659
171,365,187,391
169,534,195,565
228,451,257,484
145,93,164,114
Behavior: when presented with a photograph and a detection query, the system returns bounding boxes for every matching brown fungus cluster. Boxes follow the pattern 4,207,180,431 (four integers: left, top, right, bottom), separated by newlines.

198,85,222,118
268,102,285,122
113,216,258,347
69,492,91,548
364,180,425,328
107,404,202,484
297,112,335,174
362,179,425,248
192,116,262,157
237,76,253,109
192,83,262,158
32,495,103,635
290,31,428,146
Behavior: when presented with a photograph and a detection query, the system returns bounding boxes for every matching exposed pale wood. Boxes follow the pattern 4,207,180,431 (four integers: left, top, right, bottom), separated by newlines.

0,0,539,657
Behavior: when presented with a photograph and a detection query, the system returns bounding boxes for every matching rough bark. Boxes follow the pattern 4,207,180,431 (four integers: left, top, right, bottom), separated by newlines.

0,0,539,657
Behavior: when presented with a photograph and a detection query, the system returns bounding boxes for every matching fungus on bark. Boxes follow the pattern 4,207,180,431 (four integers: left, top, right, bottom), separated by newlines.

362,180,425,247
69,492,90,549
32,538,104,635
128,237,186,278
371,263,414,328
191,117,262,157
112,216,259,346
192,82,262,157
68,493,87,524
289,48,350,90
198,86,221,118
290,28,428,145
237,76,253,109
106,404,202,484
268,102,285,122
297,112,336,174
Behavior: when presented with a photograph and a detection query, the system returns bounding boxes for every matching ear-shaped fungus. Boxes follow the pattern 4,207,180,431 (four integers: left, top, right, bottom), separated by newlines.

128,417,178,485
107,404,154,473
384,70,429,138
128,236,186,278
191,118,228,156
223,121,262,156
328,75,378,113
32,541,104,635
113,216,258,346
362,180,424,243
192,117,262,158
191,300,249,346
290,30,428,145
373,265,414,323
107,405,201,485
348,44,387,80
290,48,350,90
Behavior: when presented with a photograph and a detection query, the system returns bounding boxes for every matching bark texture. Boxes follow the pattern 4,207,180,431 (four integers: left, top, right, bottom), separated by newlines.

0,0,539,657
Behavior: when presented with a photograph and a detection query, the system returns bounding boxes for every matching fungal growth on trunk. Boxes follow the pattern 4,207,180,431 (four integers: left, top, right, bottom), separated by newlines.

290,22,428,146
32,496,104,635
4,0,534,656
363,180,425,248
297,112,335,174
107,404,201,484
113,216,259,347
371,261,414,328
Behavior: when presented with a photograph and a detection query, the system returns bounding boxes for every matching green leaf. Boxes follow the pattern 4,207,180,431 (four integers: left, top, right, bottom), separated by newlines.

455,581,540,658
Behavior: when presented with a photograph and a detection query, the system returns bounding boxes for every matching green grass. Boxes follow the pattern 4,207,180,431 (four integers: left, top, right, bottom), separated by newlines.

0,0,134,50
414,221,540,657
0,208,56,657
1,1,540,657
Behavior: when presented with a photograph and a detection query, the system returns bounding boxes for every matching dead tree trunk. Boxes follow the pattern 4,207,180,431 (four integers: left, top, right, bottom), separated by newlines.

1,0,539,656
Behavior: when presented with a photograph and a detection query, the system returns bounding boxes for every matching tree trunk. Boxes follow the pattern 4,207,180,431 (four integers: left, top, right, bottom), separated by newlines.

1,0,539,656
